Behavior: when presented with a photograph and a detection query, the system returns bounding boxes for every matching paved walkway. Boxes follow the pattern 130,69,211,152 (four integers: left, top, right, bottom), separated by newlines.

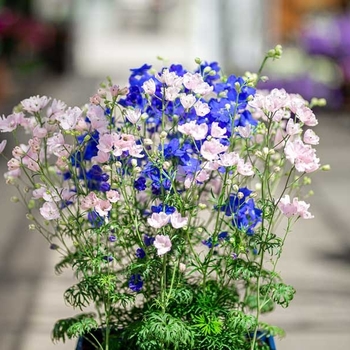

0,74,349,350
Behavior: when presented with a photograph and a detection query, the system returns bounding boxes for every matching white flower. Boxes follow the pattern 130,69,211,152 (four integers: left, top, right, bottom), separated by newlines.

154,235,172,255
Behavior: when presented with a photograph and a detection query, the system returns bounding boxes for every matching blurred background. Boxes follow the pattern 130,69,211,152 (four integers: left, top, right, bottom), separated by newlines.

0,1,349,349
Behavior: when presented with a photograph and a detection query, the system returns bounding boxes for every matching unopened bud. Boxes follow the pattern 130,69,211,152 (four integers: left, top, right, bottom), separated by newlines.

131,159,138,167
115,161,122,168
28,224,36,230
143,138,153,146
160,131,167,139
195,57,202,64
28,199,35,209
232,184,239,192
10,196,19,203
203,66,211,74
141,112,148,121
255,183,262,191
26,213,34,220
163,161,171,170
321,164,331,171
198,203,207,209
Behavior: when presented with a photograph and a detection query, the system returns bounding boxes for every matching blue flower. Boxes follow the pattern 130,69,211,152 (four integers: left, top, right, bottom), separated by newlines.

87,211,104,228
234,199,262,236
143,234,155,247
202,231,229,248
220,187,252,216
108,235,116,242
151,204,176,215
134,176,147,191
129,274,143,292
136,248,146,259
103,255,114,263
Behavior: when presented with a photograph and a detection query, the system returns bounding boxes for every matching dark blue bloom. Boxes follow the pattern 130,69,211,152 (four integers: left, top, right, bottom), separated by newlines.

202,231,229,248
234,199,262,236
151,204,176,215
130,63,152,77
134,176,147,191
103,255,114,263
129,274,143,292
143,234,155,247
136,248,146,259
220,187,252,216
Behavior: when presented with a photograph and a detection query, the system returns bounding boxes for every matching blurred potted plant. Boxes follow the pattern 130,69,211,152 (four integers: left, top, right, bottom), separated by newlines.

0,45,327,349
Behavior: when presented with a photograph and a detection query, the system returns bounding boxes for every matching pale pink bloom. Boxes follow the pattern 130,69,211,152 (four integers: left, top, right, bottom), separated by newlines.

237,159,254,176
278,195,313,219
184,175,194,189
32,185,47,199
180,93,196,109
92,150,110,163
32,125,47,138
194,100,210,116
142,78,156,95
272,109,290,122
90,94,101,105
277,195,297,217
195,169,209,182
7,158,21,170
170,212,188,229
106,190,120,203
21,95,50,113
157,69,183,87
87,105,109,133
80,192,99,210
250,89,289,113
47,133,65,154
294,198,314,219
164,87,181,101
61,188,77,203
0,112,25,132
12,145,26,158
286,118,301,136
237,124,251,138
200,139,228,161
178,121,208,140
43,187,61,202
218,152,240,167
211,122,227,138
153,234,172,255
97,133,115,153
284,139,320,173
147,212,171,229
303,129,319,145
193,82,213,96
56,106,82,130
183,72,204,90
0,140,7,154
128,144,144,158
47,99,67,118
115,134,137,151
40,201,60,220
125,109,141,124
23,157,40,172
95,199,112,217
295,106,318,126
288,94,307,113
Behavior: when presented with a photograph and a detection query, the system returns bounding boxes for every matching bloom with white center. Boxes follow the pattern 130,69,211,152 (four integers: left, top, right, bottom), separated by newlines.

56,106,82,130
142,78,156,95
303,129,319,145
21,95,50,114
153,234,172,255
39,201,60,220
180,93,196,109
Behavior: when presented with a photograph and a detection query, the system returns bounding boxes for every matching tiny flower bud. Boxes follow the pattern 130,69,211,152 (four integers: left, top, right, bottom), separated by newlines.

141,112,148,121
263,147,269,155
321,164,331,171
179,263,186,272
203,66,211,74
26,214,34,220
131,159,138,167
10,196,19,203
209,70,217,76
234,82,241,91
160,131,167,139
134,166,142,173
197,227,203,233
143,138,153,145
198,203,207,209
28,224,36,230
97,88,107,98
195,57,202,64
255,151,263,158
232,184,239,192
83,135,91,143
163,161,171,170
115,161,122,168
28,199,35,209
255,183,262,191
102,165,111,172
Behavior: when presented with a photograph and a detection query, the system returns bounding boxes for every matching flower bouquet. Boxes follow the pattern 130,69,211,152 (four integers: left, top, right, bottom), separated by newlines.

0,45,327,350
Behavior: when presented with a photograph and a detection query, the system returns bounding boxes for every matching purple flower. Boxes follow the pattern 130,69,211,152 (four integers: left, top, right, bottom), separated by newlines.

108,235,116,242
136,248,146,259
143,234,155,247
103,255,114,263
129,274,143,292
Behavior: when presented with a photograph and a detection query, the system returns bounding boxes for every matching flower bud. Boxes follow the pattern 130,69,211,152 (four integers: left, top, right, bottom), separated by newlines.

163,161,171,170
26,214,34,220
255,183,262,191
195,57,202,64
321,164,331,171
141,112,148,121
198,203,207,209
28,199,35,209
160,131,167,139
131,159,138,167
179,263,186,272
203,66,211,74
232,184,239,192
10,196,19,203
143,138,153,145
28,224,36,230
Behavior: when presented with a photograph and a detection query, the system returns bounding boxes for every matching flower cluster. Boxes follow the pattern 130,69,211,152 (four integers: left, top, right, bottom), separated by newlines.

0,48,326,350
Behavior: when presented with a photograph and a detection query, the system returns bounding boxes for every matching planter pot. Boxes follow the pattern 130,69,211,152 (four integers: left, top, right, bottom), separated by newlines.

76,329,276,350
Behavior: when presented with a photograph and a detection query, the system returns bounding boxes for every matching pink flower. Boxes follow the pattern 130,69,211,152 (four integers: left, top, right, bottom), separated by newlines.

193,82,213,96
7,158,21,171
211,122,227,138
286,118,301,136
153,234,172,255
170,212,188,229
178,121,208,141
237,159,254,176
39,201,60,220
32,125,47,138
200,139,228,161
92,150,110,163
237,124,252,138
218,152,240,167
95,199,112,217
142,78,156,95
125,109,141,124
164,87,181,101
21,95,50,113
278,195,313,219
194,100,210,116
296,106,318,126
0,140,7,154
0,112,25,132
180,93,196,109
157,69,182,87
303,129,319,145
284,139,320,173
87,105,109,133
56,106,82,130
147,212,171,229
47,99,67,118
183,72,203,90
80,192,99,210
47,133,65,154
106,190,120,203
